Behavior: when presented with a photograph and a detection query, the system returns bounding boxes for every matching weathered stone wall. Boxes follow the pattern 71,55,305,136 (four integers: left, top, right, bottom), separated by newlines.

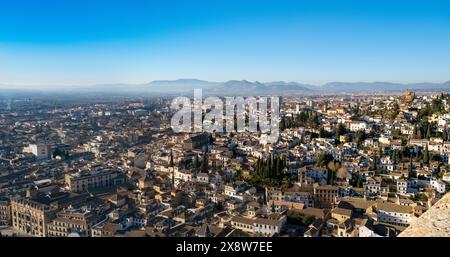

399,193,450,237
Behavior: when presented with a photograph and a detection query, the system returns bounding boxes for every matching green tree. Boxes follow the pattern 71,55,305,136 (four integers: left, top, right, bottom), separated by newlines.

281,176,291,190
301,215,315,226
424,144,430,164
416,124,422,139
443,129,448,141
411,193,428,202
371,156,378,171
356,177,363,188
194,155,200,168
355,130,366,145
268,156,273,177
431,98,443,113
396,150,402,163
317,153,334,167
426,125,432,140
319,127,327,138
172,170,175,186
201,153,208,172
169,150,174,167
390,102,400,119
335,123,347,138
280,117,286,131
408,157,416,178
256,157,261,176
275,157,281,176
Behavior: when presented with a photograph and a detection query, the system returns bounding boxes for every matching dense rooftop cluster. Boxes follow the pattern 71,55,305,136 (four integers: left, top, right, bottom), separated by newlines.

0,91,449,237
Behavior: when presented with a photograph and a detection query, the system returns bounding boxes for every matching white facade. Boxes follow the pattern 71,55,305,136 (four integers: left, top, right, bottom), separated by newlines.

349,121,367,132
196,173,209,183
252,217,286,235
358,226,381,237
443,172,450,182
377,210,413,226
376,203,415,227
397,180,408,195
364,178,380,195
174,169,193,182
430,179,447,194
29,144,50,160
231,216,287,236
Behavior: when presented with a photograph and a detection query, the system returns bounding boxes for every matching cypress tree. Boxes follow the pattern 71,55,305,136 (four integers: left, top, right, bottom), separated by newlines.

275,157,281,176
416,125,422,139
170,150,174,167
371,156,377,171
265,160,270,178
268,156,273,178
424,144,430,164
408,157,416,178
256,157,261,176
201,154,208,172
172,170,175,186
194,155,200,168
426,125,431,140
258,157,262,176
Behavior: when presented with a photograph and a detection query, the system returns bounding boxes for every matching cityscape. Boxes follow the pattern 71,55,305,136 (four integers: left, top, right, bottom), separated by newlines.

1,0,449,241
0,88,449,237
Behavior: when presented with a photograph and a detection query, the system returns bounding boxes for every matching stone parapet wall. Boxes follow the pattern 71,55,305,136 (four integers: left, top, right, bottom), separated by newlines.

399,193,450,237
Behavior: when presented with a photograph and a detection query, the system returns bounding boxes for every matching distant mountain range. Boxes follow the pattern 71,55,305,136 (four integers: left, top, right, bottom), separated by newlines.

1,79,450,96
130,79,450,95
318,81,450,92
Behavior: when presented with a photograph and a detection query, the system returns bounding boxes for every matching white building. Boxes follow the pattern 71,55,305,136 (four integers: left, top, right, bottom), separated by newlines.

364,177,381,195
224,181,248,199
174,169,193,183
349,121,368,132
28,143,50,160
430,179,447,194
196,172,209,183
397,179,408,195
443,172,450,183
230,214,287,236
376,202,415,227
358,226,381,237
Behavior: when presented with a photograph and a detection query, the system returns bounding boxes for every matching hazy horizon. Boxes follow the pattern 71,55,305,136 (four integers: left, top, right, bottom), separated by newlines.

1,78,450,89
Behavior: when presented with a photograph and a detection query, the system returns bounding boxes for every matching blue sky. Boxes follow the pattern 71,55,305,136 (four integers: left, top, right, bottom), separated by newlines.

0,0,450,86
